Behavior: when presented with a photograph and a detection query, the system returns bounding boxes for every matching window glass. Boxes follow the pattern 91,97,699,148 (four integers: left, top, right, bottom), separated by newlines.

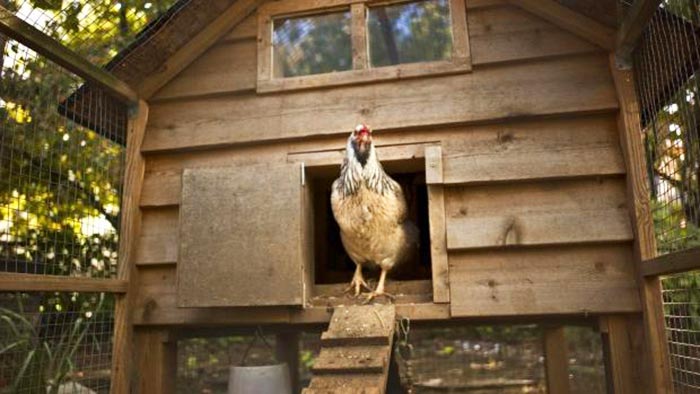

272,11,352,78
368,0,453,68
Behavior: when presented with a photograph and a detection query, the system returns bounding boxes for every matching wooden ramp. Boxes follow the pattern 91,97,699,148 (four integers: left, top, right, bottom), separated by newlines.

303,304,396,394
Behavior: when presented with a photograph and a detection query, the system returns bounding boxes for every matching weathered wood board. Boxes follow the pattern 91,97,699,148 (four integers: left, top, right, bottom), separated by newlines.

177,164,305,307
449,245,641,316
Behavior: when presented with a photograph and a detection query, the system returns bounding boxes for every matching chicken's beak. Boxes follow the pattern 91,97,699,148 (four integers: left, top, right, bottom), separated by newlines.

358,131,371,145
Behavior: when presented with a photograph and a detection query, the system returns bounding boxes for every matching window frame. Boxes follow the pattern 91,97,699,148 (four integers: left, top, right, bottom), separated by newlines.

256,0,471,93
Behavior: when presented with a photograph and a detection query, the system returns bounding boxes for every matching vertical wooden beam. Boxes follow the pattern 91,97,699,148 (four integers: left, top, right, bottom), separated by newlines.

276,332,300,394
351,3,368,70
600,315,643,394
111,100,149,394
134,328,177,394
616,0,661,63
543,326,570,394
425,146,449,303
609,56,673,394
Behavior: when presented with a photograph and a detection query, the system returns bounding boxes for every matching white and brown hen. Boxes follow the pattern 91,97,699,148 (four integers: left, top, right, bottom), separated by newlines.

331,124,419,301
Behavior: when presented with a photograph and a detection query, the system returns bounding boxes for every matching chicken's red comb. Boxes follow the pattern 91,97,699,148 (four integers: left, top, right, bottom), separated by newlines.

355,124,371,133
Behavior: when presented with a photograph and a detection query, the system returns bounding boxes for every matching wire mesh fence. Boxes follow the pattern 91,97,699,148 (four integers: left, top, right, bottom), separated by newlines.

175,325,606,394
0,291,114,393
633,0,700,254
629,1,700,393
1,31,126,277
1,0,190,392
662,272,700,393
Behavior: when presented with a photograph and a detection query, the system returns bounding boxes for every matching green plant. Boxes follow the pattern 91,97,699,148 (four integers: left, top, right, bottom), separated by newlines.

0,293,106,394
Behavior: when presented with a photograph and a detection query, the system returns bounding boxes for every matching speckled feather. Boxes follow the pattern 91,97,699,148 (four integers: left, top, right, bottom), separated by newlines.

331,133,419,272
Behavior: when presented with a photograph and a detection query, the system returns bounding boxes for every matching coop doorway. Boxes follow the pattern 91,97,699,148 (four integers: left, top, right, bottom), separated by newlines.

302,152,434,302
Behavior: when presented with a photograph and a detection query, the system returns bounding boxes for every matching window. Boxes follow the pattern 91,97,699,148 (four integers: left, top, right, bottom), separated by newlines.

368,0,453,67
257,0,470,93
272,11,352,78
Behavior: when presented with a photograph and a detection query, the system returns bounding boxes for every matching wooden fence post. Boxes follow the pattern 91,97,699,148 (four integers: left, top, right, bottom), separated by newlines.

609,55,673,394
111,100,149,393
543,326,570,394
134,328,177,394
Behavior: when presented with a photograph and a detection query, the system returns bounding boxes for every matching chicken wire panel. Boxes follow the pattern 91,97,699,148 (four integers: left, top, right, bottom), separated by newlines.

1,31,126,277
633,0,700,254
662,271,700,394
0,291,115,394
3,0,190,67
394,325,604,394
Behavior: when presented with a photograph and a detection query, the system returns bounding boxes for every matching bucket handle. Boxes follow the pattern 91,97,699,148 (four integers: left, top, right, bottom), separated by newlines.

239,326,277,366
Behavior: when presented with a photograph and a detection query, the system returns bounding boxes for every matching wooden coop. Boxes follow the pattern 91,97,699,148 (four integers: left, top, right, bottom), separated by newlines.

2,0,700,392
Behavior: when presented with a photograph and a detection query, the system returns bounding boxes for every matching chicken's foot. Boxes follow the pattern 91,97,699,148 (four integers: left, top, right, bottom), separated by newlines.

345,264,372,297
363,269,395,303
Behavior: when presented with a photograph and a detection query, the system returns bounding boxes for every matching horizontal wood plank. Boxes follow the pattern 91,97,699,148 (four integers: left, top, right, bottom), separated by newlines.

469,5,599,65
446,209,633,250
0,272,128,293
449,245,641,316
139,114,623,207
149,4,600,102
445,177,632,250
134,265,449,325
152,40,256,100
135,207,179,265
641,247,700,277
143,54,617,152
441,114,625,184
221,12,257,42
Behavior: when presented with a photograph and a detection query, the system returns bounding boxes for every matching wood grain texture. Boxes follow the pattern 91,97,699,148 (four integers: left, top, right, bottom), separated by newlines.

134,265,449,325
139,0,264,98
425,146,449,303
151,4,599,101
143,54,617,152
444,177,632,250
138,114,623,209
449,245,641,316
610,57,673,393
0,273,127,293
177,164,305,307
133,329,177,394
221,12,258,42
111,100,149,394
616,0,661,61
135,207,178,265
468,3,599,65
641,247,700,277
152,40,256,100
543,326,570,394
508,0,615,50
600,316,639,394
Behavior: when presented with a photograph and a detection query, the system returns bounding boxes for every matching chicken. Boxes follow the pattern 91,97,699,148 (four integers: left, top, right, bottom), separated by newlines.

330,124,419,301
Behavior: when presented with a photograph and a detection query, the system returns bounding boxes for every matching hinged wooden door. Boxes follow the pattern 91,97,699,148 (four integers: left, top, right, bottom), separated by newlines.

176,163,306,307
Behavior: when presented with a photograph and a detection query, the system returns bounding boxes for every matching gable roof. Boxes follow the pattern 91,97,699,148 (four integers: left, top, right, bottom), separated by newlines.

69,0,618,144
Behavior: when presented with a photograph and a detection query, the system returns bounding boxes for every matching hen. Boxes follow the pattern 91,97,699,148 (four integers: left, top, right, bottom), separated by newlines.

331,124,419,300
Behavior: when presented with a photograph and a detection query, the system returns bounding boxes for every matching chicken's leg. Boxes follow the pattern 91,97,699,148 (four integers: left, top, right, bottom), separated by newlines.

346,264,371,296
365,269,395,303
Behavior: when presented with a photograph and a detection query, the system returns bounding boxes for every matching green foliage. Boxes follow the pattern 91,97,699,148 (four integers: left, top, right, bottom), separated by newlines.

0,293,109,393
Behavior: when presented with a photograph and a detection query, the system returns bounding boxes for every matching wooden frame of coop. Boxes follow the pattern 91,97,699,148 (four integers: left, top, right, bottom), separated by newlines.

2,0,699,392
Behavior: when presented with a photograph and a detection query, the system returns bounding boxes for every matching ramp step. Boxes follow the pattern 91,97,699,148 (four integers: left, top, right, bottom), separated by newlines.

312,346,387,374
305,305,396,394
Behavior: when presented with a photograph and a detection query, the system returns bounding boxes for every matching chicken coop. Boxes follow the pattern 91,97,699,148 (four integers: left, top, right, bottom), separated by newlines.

1,0,700,392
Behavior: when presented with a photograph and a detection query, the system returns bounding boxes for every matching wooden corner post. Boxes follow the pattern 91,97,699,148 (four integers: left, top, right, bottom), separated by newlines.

609,55,673,394
111,100,150,394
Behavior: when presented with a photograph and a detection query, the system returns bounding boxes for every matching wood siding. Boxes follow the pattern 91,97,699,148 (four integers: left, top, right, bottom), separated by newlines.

134,2,640,325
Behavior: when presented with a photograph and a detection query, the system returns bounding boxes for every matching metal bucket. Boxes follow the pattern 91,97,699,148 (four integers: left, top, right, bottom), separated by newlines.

228,363,292,394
